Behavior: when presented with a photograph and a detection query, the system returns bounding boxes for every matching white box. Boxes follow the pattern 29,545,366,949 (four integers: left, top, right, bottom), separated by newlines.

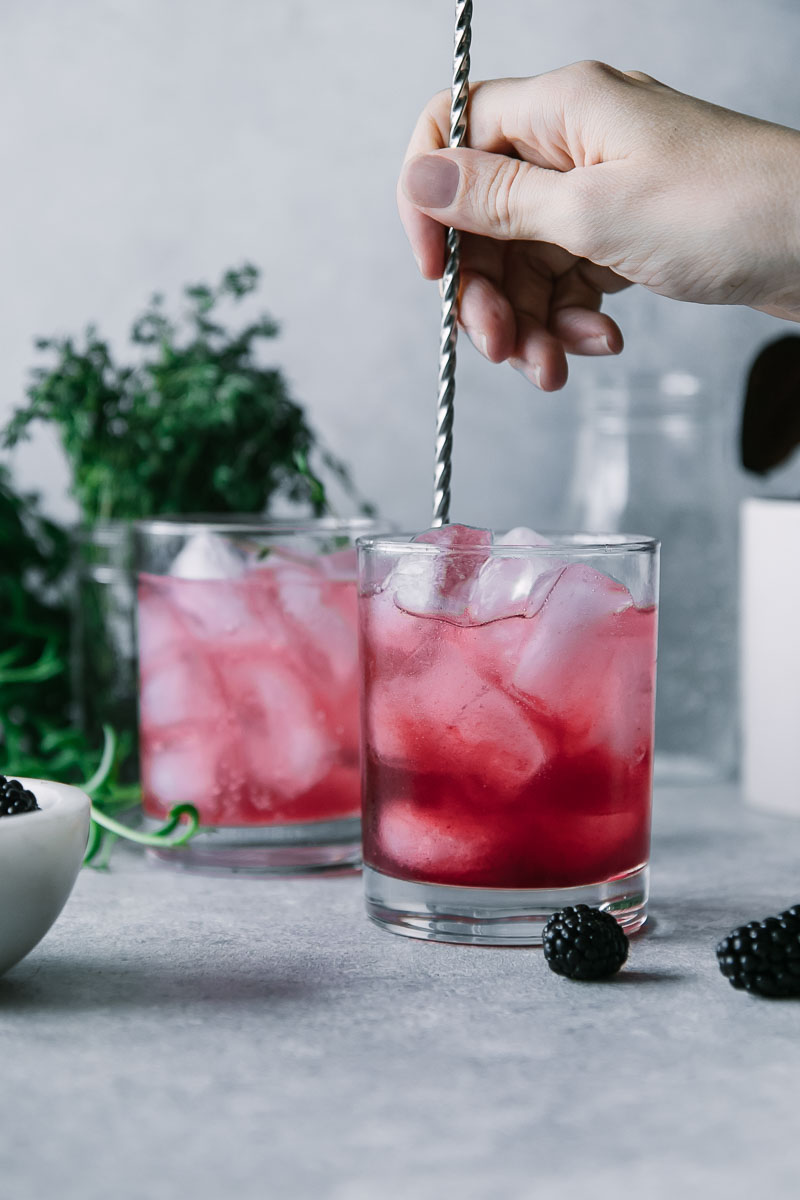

742,496,800,815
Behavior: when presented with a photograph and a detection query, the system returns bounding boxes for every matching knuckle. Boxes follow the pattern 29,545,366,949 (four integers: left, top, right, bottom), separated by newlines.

625,69,658,84
425,87,452,125
483,159,526,238
566,59,624,90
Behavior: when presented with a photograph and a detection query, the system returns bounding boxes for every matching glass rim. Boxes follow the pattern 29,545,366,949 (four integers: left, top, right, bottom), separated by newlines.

591,368,702,394
581,369,720,416
357,531,659,556
133,514,385,537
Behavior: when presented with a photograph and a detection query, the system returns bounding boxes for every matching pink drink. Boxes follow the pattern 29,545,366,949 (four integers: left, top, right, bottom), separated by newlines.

137,549,360,828
359,527,658,900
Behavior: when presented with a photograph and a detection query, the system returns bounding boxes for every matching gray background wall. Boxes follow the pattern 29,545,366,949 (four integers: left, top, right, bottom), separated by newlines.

2,0,800,528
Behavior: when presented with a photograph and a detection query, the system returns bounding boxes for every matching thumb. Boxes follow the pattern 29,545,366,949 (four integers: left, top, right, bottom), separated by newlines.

401,148,574,244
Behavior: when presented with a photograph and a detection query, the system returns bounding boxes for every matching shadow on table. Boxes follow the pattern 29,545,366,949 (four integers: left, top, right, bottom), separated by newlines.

601,969,687,985
0,952,336,1013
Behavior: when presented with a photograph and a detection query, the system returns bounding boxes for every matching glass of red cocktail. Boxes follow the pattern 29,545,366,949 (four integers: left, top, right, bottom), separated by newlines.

357,525,659,944
135,516,380,873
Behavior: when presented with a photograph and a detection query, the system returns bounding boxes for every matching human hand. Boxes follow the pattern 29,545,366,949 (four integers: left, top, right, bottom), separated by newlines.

398,62,800,390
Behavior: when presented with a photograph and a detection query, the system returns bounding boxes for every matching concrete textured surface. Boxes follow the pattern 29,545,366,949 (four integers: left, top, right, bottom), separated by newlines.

1,786,799,1199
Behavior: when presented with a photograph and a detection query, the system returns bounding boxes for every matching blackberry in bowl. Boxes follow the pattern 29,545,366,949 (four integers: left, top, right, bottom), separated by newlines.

0,778,90,976
0,776,41,817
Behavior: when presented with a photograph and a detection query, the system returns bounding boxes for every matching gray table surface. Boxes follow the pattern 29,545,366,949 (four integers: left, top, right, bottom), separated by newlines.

1,785,798,1200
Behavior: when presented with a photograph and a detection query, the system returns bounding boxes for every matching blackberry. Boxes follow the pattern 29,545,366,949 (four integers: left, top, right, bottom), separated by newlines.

0,776,40,818
542,905,629,981
716,906,800,998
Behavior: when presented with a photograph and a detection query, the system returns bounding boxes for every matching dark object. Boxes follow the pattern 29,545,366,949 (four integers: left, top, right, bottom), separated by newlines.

0,465,72,758
740,335,800,473
542,904,629,981
0,776,41,817
716,906,800,998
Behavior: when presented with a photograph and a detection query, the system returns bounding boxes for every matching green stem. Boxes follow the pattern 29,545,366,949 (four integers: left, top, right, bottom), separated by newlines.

83,724,118,794
81,724,201,866
88,802,200,849
0,642,63,684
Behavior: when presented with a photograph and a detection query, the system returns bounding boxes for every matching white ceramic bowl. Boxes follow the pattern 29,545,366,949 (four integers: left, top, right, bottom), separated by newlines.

0,778,91,976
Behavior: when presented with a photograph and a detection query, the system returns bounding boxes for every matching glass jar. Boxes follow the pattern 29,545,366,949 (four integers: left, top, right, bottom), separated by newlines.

566,371,738,783
71,522,138,776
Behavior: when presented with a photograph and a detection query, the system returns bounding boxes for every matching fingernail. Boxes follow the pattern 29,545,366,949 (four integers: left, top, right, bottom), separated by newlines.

403,155,460,208
574,334,613,355
414,253,423,274
474,331,489,357
509,359,542,388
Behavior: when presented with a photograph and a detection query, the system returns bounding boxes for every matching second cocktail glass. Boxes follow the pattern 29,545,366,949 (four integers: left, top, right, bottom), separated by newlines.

135,516,380,873
358,526,659,944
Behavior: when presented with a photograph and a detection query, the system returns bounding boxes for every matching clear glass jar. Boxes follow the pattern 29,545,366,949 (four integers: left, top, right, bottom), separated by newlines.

71,522,138,776
567,371,738,783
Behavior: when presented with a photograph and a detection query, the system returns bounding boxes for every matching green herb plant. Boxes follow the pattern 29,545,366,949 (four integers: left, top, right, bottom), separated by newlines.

0,465,72,744
2,264,369,863
3,263,363,522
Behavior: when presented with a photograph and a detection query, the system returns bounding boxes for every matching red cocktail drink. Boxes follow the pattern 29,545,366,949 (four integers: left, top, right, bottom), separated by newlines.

358,526,659,943
135,518,374,873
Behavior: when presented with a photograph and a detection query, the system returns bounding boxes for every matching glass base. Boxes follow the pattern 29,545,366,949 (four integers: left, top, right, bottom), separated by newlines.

145,815,361,876
363,863,648,946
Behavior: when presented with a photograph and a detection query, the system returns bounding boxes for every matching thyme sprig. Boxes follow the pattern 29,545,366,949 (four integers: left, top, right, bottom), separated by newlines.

0,642,63,685
82,727,200,868
3,264,364,523
1,653,200,869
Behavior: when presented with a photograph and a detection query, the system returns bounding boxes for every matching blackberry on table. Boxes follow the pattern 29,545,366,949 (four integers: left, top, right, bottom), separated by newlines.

716,906,800,998
0,776,41,818
542,905,629,981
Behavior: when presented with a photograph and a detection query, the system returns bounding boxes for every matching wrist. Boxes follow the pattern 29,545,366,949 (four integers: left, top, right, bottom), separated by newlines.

747,121,800,317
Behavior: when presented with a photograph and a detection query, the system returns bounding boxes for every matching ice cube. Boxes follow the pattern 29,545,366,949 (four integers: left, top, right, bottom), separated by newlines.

375,795,504,884
174,577,265,643
360,586,437,675
391,524,492,623
366,641,551,793
137,577,187,663
586,605,657,760
268,559,359,686
512,563,635,735
229,658,337,798
142,730,227,816
413,523,492,550
462,526,561,624
169,532,247,580
496,527,551,546
467,558,564,624
139,652,223,729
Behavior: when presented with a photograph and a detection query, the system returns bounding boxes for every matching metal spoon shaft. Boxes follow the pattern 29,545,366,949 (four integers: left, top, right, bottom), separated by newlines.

432,0,472,528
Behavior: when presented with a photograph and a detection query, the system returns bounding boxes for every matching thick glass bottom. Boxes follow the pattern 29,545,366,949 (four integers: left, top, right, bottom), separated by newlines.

364,863,649,945
145,815,362,876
